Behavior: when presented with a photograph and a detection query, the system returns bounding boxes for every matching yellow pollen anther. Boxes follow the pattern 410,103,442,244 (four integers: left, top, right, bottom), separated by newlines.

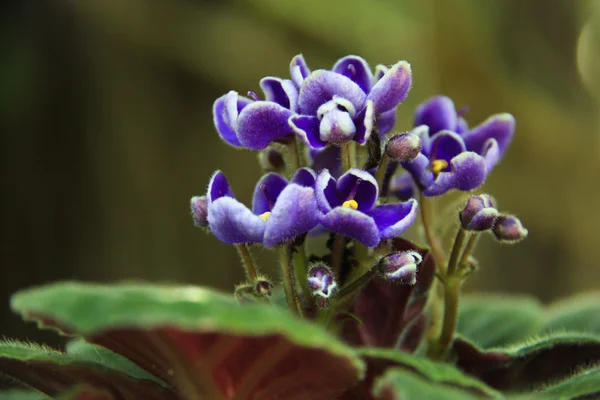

431,159,448,176
259,211,271,221
342,200,359,210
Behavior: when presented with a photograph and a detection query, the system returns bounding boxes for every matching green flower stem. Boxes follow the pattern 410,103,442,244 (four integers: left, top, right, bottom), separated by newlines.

286,136,302,176
331,235,346,280
430,275,462,361
418,191,446,271
446,228,469,276
236,244,259,282
375,153,391,190
292,242,313,303
279,245,302,316
341,141,357,171
459,232,480,268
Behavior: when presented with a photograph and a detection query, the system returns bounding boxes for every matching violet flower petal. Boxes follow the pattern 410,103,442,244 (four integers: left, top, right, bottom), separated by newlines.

290,114,327,149
298,70,367,115
315,169,340,212
374,64,388,81
332,55,374,94
212,91,252,147
290,54,311,87
377,109,397,136
320,207,380,247
263,184,319,247
291,167,317,187
309,146,342,177
207,170,234,203
480,138,501,172
369,199,418,240
236,101,294,150
389,171,416,201
462,113,515,157
424,152,487,196
354,100,375,145
429,130,467,163
251,173,288,215
413,96,457,134
207,197,266,244
367,61,412,113
402,153,435,190
336,168,379,212
260,77,298,112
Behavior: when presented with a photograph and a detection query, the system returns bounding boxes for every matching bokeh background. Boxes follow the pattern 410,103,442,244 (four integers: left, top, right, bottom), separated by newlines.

2,0,600,349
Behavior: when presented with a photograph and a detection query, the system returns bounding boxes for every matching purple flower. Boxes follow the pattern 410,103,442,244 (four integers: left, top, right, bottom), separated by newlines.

289,55,412,149
315,168,418,247
206,168,319,247
395,95,515,197
460,194,498,231
378,251,422,283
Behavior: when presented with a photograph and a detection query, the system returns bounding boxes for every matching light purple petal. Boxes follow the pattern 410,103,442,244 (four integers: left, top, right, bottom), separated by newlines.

337,168,378,212
424,152,487,196
315,169,339,212
320,208,380,247
389,171,416,201
207,197,266,244
480,138,501,173
369,199,418,240
411,125,433,155
298,70,367,115
367,61,412,113
401,153,435,191
291,167,317,187
251,173,288,215
207,170,234,204
212,91,252,147
263,185,319,247
290,115,327,149
457,117,469,134
237,101,294,150
290,54,311,87
374,64,389,81
429,130,467,164
377,109,397,136
260,77,299,112
332,55,374,94
354,100,375,145
319,108,357,143
413,96,457,134
462,113,515,157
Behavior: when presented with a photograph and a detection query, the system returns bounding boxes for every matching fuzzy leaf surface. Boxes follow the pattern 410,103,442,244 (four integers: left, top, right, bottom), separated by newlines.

541,293,600,335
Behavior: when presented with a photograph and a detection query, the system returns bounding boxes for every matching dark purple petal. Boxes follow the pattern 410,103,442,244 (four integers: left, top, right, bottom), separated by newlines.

207,197,266,244
429,130,467,163
290,54,311,87
260,77,298,112
388,171,415,201
320,208,380,247
251,173,288,215
212,91,252,147
367,61,411,113
462,113,515,157
374,64,388,81
263,185,319,247
290,114,327,149
413,95,458,134
401,153,435,190
315,169,340,212
424,152,487,196
377,109,397,136
298,70,367,115
369,199,418,240
457,117,469,134
336,169,378,212
411,125,433,155
481,138,501,172
236,102,294,150
207,170,234,203
354,100,374,145
309,146,342,177
319,108,357,143
291,167,317,187
332,55,374,94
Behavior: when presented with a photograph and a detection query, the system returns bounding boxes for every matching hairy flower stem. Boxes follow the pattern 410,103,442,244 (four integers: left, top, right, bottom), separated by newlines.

292,243,313,304
430,276,461,360
418,191,446,270
331,235,346,280
286,136,302,177
279,245,302,316
375,153,390,190
341,142,356,171
459,233,480,267
446,228,468,276
236,244,259,282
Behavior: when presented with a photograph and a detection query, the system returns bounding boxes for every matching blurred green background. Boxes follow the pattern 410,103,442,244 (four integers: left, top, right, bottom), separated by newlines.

1,0,600,348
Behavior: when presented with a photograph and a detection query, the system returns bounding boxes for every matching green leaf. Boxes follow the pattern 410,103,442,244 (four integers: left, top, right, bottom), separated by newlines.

457,294,544,349
11,282,365,400
0,391,48,400
454,333,600,391
358,348,501,398
0,340,175,399
537,367,600,399
541,293,600,335
371,368,485,400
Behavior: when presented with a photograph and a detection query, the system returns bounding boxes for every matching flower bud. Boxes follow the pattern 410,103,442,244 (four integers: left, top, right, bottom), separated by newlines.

190,196,209,228
254,278,274,297
460,194,498,231
307,263,337,307
385,132,422,162
258,147,285,173
492,214,528,243
378,251,422,284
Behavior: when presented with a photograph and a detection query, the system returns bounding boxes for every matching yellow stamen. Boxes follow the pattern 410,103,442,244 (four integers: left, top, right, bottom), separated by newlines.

430,159,448,177
259,211,271,221
342,200,359,210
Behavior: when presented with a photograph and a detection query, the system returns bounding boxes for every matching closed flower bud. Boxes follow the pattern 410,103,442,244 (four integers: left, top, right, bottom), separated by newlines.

307,263,337,307
254,278,274,297
493,214,528,243
385,132,422,162
460,194,498,231
190,196,209,228
378,251,422,284
258,147,285,173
